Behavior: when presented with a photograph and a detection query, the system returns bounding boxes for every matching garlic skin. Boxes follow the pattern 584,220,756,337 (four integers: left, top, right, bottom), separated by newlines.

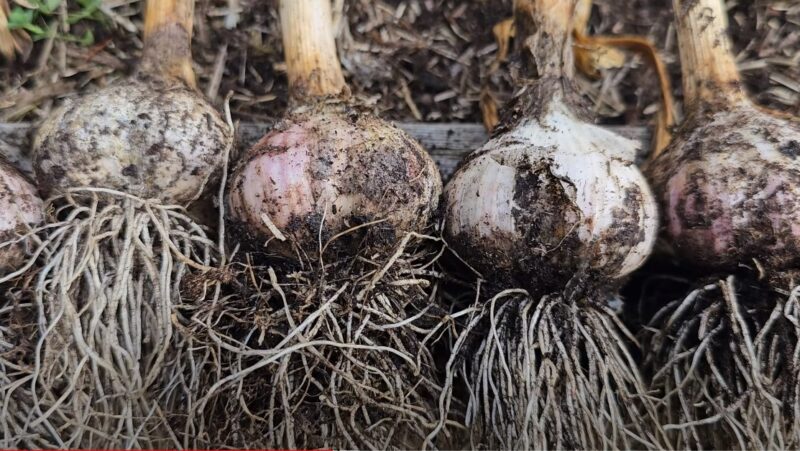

647,100,800,270
0,158,44,272
445,96,658,290
32,75,231,206
228,106,442,257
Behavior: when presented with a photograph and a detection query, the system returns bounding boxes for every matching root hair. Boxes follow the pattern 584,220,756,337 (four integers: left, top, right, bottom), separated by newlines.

0,188,220,448
167,231,462,450
642,273,800,449
430,286,667,450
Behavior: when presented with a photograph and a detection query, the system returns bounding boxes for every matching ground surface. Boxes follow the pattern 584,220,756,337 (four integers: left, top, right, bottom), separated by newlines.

0,0,798,131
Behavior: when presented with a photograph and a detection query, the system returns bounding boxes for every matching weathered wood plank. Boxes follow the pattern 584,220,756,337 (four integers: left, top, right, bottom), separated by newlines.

0,122,651,181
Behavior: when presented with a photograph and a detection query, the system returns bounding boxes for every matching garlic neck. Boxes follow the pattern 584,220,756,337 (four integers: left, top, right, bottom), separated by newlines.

141,0,196,88
514,0,576,81
674,0,747,108
280,0,348,102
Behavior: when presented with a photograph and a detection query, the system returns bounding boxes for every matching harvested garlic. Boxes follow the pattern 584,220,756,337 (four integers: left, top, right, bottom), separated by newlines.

228,0,441,257
33,0,231,206
646,0,800,271
0,158,43,272
444,0,658,291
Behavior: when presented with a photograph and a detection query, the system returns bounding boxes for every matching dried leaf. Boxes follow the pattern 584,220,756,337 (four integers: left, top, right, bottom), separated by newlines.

586,35,676,156
571,0,675,155
491,17,514,72
0,0,15,60
480,86,500,133
574,38,626,78
572,0,625,78
0,0,31,62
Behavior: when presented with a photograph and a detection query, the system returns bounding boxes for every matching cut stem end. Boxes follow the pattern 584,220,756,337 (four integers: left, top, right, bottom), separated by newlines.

279,0,348,101
142,0,196,88
674,0,746,107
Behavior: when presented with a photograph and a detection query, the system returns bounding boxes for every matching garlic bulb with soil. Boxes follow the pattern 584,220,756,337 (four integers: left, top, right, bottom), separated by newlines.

640,0,800,448
33,2,230,205
185,1,450,449
646,0,800,272
33,78,229,205
229,108,440,256
444,1,658,293
228,0,440,258
430,1,666,449
1,1,232,447
0,157,42,272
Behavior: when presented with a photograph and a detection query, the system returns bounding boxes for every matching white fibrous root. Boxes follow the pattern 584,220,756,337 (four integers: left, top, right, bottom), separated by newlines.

0,158,43,272
228,105,441,257
0,189,222,448
640,272,800,449
166,234,456,450
445,95,658,292
431,288,668,450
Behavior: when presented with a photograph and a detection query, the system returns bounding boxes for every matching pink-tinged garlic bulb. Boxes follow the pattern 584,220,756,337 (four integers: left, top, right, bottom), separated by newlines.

229,108,440,254
444,0,658,291
227,0,441,257
0,158,43,271
32,0,230,206
646,0,800,271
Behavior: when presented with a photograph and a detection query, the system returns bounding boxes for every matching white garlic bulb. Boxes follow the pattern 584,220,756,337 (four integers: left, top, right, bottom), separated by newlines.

32,76,231,206
445,91,658,291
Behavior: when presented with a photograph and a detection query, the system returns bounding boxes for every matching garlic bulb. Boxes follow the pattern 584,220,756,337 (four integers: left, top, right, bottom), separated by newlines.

444,0,658,291
646,0,800,271
227,0,441,257
0,158,43,271
32,1,230,206
229,106,440,255
446,91,658,290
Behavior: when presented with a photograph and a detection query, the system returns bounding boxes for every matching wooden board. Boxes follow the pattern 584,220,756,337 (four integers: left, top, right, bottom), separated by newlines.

0,122,650,181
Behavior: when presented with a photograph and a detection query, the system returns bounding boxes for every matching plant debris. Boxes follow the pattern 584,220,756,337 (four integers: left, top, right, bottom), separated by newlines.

0,0,797,129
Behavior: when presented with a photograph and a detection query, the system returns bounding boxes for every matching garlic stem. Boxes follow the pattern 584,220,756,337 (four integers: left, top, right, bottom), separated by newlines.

280,0,348,100
673,0,745,106
514,0,576,80
142,0,196,87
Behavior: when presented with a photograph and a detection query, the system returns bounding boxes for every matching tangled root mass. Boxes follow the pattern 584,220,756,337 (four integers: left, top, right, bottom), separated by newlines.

0,189,219,448
430,286,667,450
641,269,800,449
167,232,460,450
